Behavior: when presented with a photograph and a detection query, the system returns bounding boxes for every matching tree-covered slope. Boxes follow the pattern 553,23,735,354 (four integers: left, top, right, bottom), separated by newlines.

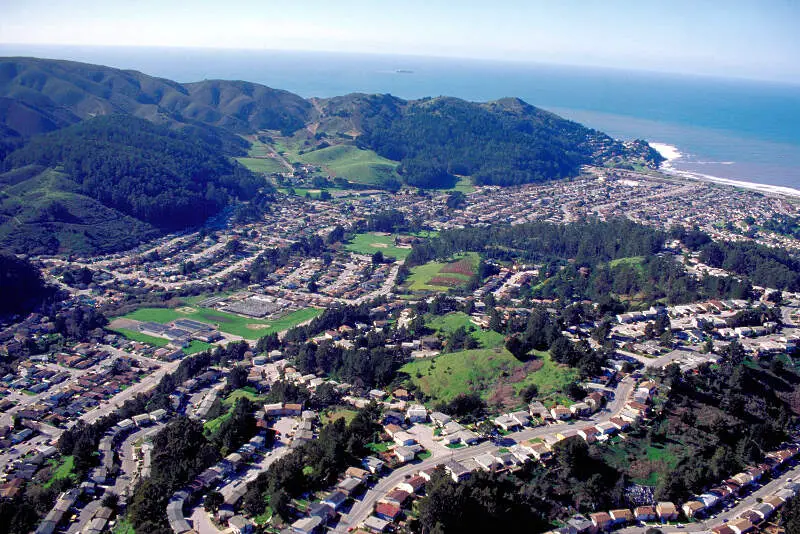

0,57,312,142
316,94,663,188
0,167,160,255
0,115,265,254
0,252,55,317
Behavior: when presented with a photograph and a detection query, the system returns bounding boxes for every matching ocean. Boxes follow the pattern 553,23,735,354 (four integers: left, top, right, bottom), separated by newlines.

2,44,799,193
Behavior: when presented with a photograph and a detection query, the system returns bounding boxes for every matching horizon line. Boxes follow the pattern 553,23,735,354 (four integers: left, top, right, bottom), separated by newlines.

2,42,799,88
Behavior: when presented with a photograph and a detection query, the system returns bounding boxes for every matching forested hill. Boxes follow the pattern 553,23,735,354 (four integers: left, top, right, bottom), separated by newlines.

316,94,663,187
0,56,312,158
0,115,263,254
0,252,56,318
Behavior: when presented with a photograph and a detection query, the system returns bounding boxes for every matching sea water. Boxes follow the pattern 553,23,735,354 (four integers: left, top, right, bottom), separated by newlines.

2,45,799,191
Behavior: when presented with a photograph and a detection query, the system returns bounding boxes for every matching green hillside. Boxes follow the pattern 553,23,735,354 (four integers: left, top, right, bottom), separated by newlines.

0,115,264,253
0,167,159,254
297,145,401,186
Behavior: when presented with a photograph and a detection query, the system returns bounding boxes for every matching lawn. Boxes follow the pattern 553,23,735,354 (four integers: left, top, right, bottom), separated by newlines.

345,232,413,260
445,176,475,194
322,407,358,425
112,519,135,534
405,252,479,292
110,328,211,353
44,455,75,488
400,347,577,408
608,256,646,273
224,387,263,405
426,312,504,349
603,439,681,486
185,340,213,355
236,156,286,174
119,306,322,340
111,328,169,347
297,145,401,186
522,350,580,402
366,442,392,453
204,411,232,434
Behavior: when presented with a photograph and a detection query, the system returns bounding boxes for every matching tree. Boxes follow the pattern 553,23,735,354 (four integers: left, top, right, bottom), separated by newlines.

204,491,224,513
228,366,249,390
372,251,384,265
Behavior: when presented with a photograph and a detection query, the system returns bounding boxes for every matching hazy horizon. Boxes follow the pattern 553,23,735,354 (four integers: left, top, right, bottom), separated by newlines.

2,0,799,84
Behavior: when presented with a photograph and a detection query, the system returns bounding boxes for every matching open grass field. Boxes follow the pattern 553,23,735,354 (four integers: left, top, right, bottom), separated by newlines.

111,328,211,353
224,387,264,405
345,232,413,260
236,156,286,174
203,411,231,434
603,439,681,486
322,407,358,425
111,328,169,347
426,312,505,349
400,347,577,409
608,256,646,273
118,307,321,340
446,176,475,194
111,519,135,534
44,455,75,488
297,145,401,185
405,252,479,292
279,187,326,199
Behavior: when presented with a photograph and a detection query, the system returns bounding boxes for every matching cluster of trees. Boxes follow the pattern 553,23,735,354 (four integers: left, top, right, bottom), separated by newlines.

434,393,487,423
292,334,402,390
365,209,407,233
353,95,646,188
407,219,665,268
283,302,375,344
416,468,550,533
416,437,625,533
634,342,797,502
0,253,56,318
127,418,221,533
504,308,608,377
242,235,326,285
3,115,264,230
408,220,758,307
240,404,381,521
698,239,800,291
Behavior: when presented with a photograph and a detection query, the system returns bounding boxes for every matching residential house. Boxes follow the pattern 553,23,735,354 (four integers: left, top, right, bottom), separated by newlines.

634,506,656,522
683,501,706,519
322,490,348,511
609,509,633,526
381,489,411,508
656,502,678,522
397,476,426,494
374,502,402,522
406,405,427,423
590,512,612,530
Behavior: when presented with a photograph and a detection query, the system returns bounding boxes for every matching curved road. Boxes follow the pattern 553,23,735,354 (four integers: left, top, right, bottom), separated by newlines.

335,377,636,532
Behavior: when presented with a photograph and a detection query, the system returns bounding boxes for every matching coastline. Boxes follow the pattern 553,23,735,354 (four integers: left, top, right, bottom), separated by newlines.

649,142,800,199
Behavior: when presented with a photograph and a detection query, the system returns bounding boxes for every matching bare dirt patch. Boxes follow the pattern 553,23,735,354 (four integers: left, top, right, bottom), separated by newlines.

109,318,141,330
370,242,389,248
247,323,272,330
176,306,197,314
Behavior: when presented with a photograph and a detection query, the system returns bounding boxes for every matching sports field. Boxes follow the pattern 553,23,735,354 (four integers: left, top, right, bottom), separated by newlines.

118,306,321,340
405,252,479,291
345,232,412,260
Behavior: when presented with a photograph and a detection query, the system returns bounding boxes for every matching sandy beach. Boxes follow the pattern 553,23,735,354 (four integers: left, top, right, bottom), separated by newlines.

649,142,800,199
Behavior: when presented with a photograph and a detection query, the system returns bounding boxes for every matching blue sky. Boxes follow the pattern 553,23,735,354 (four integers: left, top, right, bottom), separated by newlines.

1,0,799,82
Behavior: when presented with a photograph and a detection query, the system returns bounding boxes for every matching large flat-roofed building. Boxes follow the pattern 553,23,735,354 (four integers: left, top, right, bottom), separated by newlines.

225,297,283,318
